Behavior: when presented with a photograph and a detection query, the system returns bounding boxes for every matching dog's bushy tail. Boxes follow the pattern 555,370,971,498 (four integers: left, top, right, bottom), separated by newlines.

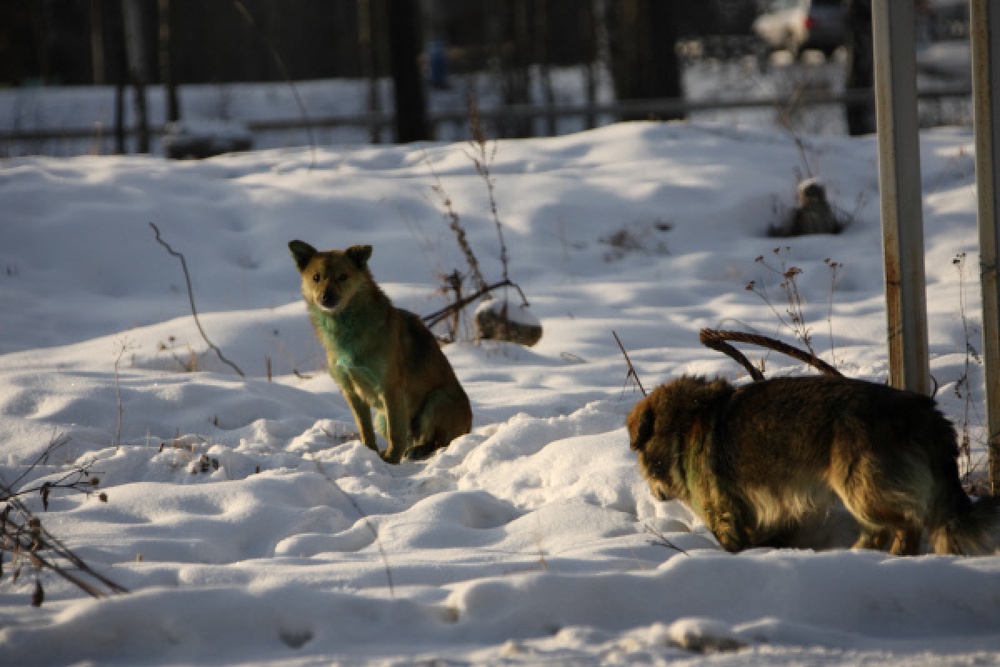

929,493,1000,556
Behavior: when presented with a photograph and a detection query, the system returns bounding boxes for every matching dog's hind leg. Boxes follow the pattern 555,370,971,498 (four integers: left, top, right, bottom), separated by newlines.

925,479,1000,555
837,477,925,555
405,429,448,461
888,527,923,556
405,387,472,461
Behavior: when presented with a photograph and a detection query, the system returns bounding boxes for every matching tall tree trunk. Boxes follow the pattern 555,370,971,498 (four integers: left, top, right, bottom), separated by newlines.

121,0,150,152
387,0,430,143
89,0,105,85
536,0,556,136
505,0,532,137
158,0,180,122
358,0,383,143
608,0,684,122
845,0,875,135
582,0,604,130
113,2,127,154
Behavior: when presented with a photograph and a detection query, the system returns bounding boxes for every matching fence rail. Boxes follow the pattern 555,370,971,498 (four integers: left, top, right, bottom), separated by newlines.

0,85,972,147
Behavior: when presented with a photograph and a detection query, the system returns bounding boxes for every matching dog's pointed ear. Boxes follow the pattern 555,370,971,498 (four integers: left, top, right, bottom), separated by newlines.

289,240,317,271
346,244,373,269
630,406,656,452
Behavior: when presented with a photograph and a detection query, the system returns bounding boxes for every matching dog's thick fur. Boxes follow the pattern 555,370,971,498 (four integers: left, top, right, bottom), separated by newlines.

290,240,472,464
627,375,1000,555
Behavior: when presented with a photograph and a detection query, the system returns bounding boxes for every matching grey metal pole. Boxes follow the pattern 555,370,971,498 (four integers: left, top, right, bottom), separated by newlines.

872,0,930,395
970,0,1000,494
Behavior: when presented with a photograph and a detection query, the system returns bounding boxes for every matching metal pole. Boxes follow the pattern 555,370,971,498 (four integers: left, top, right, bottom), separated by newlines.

970,0,1000,494
872,0,930,394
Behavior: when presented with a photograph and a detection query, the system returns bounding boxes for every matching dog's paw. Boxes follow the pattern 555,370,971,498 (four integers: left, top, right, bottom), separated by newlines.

648,481,672,502
379,449,403,465
404,443,442,461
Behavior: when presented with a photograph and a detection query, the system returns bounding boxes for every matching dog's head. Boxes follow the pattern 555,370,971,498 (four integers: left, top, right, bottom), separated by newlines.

289,240,374,314
626,395,657,453
626,376,734,501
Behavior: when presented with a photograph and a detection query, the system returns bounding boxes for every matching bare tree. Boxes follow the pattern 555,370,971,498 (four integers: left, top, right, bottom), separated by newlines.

121,0,150,152
844,0,875,136
607,0,684,122
387,0,430,142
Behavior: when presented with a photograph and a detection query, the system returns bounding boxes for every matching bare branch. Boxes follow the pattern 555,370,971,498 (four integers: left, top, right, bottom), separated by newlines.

1,438,128,602
149,222,244,377
699,329,842,380
613,331,647,396
699,329,766,382
422,279,529,330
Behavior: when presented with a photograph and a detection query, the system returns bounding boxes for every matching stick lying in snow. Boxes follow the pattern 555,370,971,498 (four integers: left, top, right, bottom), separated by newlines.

613,331,647,397
149,222,245,377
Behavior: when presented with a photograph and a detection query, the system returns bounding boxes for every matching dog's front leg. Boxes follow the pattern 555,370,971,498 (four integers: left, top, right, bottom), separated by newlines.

703,502,752,552
379,387,410,464
343,390,379,453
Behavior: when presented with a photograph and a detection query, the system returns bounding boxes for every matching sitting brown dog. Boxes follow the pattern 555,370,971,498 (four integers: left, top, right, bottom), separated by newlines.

290,240,472,463
627,375,999,555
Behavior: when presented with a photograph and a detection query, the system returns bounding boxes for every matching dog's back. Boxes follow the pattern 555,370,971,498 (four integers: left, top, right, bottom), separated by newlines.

630,375,999,555
726,376,997,555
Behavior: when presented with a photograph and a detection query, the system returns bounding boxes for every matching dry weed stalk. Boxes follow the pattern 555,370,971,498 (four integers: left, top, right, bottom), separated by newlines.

157,335,199,372
746,247,815,356
113,337,134,448
421,95,530,341
952,252,985,485
824,258,843,364
613,331,647,396
1,434,126,604
466,94,511,285
644,523,689,555
425,155,488,294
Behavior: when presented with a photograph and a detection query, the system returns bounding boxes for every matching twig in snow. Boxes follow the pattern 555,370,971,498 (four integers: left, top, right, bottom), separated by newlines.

113,337,133,448
613,331,647,396
644,523,689,556
1,437,128,604
149,222,245,377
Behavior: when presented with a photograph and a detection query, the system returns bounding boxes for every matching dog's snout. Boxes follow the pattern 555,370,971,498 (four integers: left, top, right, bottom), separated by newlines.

320,290,339,309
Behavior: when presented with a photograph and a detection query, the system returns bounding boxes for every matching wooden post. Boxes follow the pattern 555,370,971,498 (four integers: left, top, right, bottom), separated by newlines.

872,1,930,395
970,0,1000,494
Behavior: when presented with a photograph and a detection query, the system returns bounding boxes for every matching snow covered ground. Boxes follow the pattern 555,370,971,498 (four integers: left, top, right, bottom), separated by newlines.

2,79,1000,664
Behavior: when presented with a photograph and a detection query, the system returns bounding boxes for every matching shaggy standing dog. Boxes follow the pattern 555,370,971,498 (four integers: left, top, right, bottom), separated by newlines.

290,240,472,463
627,375,999,555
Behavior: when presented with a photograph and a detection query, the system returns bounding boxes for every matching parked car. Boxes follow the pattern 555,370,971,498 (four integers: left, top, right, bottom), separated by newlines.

752,0,846,58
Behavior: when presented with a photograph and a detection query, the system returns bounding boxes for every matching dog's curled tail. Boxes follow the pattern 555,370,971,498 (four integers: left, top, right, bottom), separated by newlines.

930,494,1000,556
